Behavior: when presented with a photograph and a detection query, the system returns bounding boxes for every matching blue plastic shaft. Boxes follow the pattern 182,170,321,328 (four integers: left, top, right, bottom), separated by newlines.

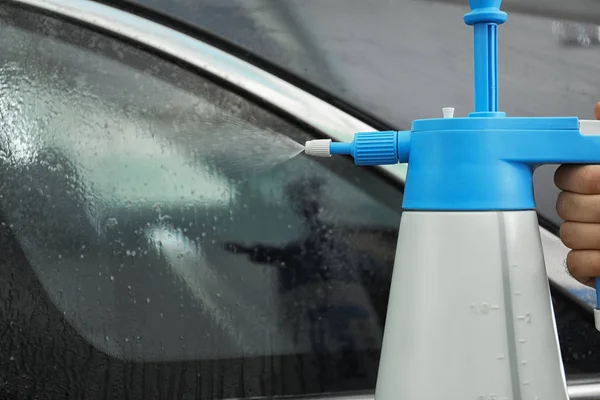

330,142,352,155
464,1,507,115
474,23,498,112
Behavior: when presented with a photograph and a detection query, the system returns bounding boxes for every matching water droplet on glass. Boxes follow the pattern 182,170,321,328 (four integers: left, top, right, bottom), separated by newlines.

110,276,114,281
106,217,118,227
146,297,150,304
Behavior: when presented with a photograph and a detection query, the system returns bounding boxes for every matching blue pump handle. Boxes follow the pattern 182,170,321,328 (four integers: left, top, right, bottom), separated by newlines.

332,118,600,210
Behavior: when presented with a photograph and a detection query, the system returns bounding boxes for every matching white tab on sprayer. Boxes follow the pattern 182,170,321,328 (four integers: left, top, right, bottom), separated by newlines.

442,107,455,118
579,120,600,135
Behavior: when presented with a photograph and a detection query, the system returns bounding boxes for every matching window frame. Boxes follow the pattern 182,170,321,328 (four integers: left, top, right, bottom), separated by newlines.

6,0,600,398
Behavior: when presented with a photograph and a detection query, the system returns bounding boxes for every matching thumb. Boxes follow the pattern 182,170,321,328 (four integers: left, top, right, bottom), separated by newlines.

595,102,600,120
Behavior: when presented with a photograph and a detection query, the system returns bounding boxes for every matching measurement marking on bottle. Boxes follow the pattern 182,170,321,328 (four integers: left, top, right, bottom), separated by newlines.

491,305,500,310
497,354,505,360
520,360,527,365
477,394,508,400
514,291,522,295
517,313,532,323
523,381,530,386
518,338,526,344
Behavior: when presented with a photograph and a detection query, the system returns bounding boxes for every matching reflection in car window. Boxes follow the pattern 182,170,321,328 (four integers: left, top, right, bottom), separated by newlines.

0,4,402,398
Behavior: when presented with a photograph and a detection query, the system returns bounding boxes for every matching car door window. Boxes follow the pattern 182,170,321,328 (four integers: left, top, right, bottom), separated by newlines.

0,4,402,397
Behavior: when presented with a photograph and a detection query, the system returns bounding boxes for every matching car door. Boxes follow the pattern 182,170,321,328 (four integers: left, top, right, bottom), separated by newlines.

1,0,599,399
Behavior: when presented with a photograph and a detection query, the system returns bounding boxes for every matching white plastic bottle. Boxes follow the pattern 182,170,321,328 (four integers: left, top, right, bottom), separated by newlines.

375,211,568,400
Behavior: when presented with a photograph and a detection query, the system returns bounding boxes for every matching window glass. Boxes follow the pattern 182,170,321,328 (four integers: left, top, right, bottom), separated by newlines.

0,4,401,397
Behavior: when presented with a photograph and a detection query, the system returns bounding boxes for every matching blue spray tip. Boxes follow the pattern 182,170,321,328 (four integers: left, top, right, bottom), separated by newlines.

304,131,410,166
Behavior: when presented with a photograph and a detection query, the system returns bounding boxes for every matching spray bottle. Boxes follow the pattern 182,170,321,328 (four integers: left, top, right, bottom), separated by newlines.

303,1,600,399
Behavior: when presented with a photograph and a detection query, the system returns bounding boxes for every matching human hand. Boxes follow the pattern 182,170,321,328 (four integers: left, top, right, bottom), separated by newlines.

554,102,600,287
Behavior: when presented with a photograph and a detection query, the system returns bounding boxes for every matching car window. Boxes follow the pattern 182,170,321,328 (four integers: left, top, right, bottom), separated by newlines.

0,4,403,398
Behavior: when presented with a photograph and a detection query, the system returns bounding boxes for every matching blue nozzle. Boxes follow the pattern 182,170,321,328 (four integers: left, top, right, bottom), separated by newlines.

304,131,411,166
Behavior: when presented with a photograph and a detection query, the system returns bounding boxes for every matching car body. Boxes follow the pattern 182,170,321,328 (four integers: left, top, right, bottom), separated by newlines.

0,0,599,399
